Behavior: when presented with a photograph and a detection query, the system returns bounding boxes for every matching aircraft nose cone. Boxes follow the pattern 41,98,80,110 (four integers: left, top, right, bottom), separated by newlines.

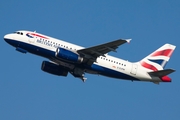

4,34,15,46
4,34,10,41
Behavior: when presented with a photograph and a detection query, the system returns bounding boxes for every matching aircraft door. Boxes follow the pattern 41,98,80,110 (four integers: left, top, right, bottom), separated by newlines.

28,32,36,43
131,64,138,75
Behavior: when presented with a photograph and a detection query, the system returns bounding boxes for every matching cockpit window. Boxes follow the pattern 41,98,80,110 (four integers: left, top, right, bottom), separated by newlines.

14,32,23,35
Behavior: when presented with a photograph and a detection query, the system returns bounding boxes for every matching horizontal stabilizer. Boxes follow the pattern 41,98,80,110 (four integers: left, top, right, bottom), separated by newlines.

153,82,159,85
148,69,175,77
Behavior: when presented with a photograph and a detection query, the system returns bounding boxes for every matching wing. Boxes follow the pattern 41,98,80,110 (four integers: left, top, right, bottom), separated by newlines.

77,39,131,65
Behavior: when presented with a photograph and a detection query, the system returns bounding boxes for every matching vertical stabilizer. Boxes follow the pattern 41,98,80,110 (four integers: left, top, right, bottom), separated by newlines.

139,44,176,71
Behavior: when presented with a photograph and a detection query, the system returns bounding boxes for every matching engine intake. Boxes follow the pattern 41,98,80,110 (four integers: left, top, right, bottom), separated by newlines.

41,61,68,76
55,47,83,63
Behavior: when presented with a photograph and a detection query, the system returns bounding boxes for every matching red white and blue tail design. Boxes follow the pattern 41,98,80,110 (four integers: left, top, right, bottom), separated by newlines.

139,44,176,82
139,44,176,71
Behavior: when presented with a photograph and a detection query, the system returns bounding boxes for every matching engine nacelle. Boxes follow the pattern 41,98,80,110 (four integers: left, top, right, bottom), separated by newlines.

41,61,68,76
55,47,83,63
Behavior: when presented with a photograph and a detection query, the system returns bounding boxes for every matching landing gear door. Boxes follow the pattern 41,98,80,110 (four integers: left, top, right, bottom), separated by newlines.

131,64,138,75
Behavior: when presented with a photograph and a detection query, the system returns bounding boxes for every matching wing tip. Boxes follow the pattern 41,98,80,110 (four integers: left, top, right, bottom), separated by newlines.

126,39,132,44
153,82,160,85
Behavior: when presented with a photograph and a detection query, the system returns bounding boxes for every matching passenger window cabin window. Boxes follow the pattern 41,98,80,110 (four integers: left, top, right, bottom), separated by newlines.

21,32,23,35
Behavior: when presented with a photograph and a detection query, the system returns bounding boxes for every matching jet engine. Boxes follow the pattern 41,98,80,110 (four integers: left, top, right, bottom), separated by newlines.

41,61,68,76
55,47,83,63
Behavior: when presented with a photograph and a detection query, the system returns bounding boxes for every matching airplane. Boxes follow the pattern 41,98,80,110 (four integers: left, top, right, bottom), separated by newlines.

4,30,176,84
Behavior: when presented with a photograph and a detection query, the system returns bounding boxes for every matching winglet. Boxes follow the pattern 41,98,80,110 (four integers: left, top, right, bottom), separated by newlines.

82,78,87,83
126,39,132,44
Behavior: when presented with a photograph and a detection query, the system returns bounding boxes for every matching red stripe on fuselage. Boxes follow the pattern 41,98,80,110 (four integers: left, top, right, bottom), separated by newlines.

27,33,49,39
150,49,174,57
140,61,158,71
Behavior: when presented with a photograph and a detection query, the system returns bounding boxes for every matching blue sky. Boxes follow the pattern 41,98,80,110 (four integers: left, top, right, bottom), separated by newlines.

0,0,180,120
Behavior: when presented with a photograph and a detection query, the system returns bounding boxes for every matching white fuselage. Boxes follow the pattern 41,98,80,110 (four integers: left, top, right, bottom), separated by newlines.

4,31,167,83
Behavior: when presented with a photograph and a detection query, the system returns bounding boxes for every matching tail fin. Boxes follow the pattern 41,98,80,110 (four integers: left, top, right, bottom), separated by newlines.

139,44,176,71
